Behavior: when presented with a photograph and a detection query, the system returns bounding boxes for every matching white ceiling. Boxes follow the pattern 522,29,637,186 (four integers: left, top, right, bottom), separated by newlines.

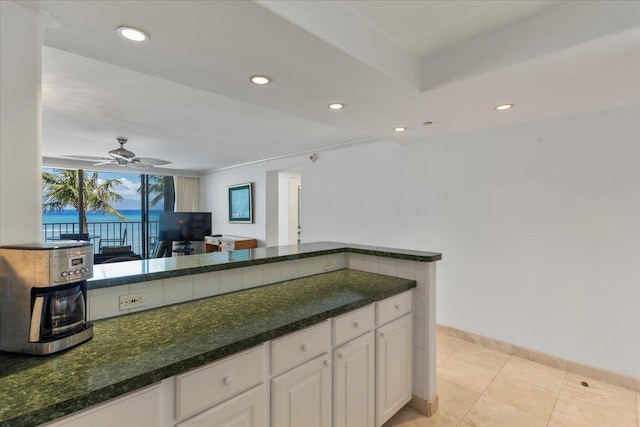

345,0,564,57
42,47,365,173
16,0,640,174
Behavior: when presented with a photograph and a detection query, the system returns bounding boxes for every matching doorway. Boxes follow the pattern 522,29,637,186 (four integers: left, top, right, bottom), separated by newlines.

266,168,301,247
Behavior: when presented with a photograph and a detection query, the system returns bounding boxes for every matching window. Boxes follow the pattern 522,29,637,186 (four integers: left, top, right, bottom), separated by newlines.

42,168,175,258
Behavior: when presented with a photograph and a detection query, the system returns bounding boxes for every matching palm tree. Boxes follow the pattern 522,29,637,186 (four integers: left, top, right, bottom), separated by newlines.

141,175,165,208
42,169,125,232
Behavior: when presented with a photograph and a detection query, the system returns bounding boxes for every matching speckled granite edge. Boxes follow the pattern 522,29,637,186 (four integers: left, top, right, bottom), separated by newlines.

0,272,415,427
89,241,441,289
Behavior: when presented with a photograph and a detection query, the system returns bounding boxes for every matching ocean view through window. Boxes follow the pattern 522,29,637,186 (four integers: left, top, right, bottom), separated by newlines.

42,168,172,256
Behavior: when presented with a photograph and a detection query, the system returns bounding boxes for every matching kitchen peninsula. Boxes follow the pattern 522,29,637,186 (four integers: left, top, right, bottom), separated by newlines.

0,242,441,427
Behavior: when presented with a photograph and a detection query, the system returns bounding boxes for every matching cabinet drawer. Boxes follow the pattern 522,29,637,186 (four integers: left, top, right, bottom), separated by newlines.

43,384,161,427
333,304,375,346
271,321,330,375
175,345,264,420
376,291,412,326
220,240,236,250
204,236,219,245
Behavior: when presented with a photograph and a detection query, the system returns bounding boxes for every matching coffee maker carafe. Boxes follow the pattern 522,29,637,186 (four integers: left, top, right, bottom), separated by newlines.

0,241,94,355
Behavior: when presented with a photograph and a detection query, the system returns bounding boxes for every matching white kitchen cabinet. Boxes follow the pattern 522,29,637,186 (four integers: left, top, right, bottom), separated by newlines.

42,383,162,427
271,355,332,427
175,384,266,427
376,313,413,427
39,293,414,427
333,331,375,427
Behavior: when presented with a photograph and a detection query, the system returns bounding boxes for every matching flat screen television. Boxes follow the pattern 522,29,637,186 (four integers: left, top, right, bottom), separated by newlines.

158,212,212,243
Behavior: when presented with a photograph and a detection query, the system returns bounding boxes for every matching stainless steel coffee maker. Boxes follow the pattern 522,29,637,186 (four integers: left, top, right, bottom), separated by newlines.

0,241,94,355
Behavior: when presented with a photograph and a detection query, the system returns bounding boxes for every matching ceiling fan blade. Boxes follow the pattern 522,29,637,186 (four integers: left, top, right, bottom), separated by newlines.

62,139,171,170
133,157,171,166
127,162,153,169
63,155,111,162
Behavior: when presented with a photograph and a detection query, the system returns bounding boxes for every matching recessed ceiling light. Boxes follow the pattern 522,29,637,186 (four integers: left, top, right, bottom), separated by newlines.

116,26,149,42
250,75,271,85
393,127,407,132
422,121,433,126
495,103,514,111
328,103,344,110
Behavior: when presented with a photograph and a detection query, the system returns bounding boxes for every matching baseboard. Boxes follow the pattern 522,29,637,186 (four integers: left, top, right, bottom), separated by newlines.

408,394,439,417
437,324,640,393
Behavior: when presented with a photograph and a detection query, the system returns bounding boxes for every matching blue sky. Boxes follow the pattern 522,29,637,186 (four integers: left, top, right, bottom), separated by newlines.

99,171,142,209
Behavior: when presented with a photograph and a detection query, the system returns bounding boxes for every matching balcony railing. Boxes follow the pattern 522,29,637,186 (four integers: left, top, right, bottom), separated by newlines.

42,221,159,255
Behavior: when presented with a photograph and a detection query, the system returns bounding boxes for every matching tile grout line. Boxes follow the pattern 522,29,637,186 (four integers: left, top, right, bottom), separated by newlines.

449,343,510,424
545,370,566,426
437,343,480,424
477,353,555,426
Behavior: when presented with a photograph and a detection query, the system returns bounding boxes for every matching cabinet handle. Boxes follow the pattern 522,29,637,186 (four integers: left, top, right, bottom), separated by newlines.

395,304,400,310
353,321,360,328
379,332,385,337
323,360,330,367
223,376,233,385
337,351,344,359
301,344,309,352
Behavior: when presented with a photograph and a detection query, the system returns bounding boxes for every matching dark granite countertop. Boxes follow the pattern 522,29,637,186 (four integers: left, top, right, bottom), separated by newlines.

0,269,416,427
89,241,441,289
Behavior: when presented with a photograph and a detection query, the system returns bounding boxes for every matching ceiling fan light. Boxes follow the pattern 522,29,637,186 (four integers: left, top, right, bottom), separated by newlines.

109,148,136,160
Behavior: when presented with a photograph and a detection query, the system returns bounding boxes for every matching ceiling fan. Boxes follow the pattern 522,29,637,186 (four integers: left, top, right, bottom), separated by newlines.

65,137,171,169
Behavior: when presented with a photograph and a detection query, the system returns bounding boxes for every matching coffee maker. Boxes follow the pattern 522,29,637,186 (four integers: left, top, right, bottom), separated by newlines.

0,241,94,355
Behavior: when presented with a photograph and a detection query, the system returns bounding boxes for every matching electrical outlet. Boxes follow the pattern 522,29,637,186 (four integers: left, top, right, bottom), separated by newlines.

324,259,336,271
119,294,146,311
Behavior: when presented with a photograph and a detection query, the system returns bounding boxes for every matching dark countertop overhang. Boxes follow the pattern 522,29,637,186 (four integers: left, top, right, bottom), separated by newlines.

89,241,441,289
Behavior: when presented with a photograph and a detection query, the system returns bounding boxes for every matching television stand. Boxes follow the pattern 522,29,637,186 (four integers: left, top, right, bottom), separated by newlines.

172,241,194,255
204,235,257,252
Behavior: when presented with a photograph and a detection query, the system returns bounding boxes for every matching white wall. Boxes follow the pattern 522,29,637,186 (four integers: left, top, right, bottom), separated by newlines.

201,106,640,377
0,2,43,245
200,157,309,245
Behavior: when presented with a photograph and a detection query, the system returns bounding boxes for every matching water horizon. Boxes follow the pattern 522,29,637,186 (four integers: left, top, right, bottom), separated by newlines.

43,209,162,224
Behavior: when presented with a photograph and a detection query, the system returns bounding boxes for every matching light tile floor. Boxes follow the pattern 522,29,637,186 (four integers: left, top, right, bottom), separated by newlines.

385,332,640,427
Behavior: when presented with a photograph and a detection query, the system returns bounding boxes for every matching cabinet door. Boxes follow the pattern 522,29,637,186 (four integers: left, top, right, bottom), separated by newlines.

376,314,412,427
272,355,331,427
333,331,375,427
176,384,265,427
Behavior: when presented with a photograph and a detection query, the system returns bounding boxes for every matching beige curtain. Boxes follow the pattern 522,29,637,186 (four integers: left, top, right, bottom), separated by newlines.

174,176,200,212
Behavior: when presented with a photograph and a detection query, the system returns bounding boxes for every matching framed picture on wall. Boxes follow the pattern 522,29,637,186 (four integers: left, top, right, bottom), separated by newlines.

228,182,253,223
